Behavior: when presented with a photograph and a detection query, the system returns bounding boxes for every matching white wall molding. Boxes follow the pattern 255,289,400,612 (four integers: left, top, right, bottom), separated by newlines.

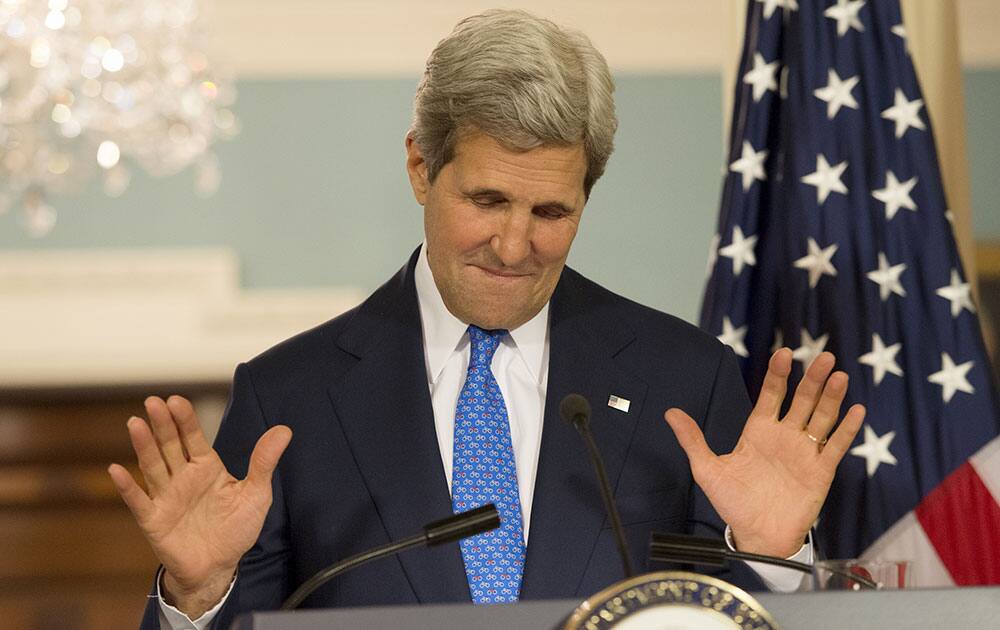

204,0,1000,79
0,249,363,388
957,0,1000,69
206,0,730,78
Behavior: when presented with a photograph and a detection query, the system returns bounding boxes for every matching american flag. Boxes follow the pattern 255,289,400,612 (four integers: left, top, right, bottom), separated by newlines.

701,0,1000,586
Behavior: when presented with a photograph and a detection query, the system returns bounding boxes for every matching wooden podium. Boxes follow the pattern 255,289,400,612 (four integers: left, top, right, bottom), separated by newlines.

231,586,1000,629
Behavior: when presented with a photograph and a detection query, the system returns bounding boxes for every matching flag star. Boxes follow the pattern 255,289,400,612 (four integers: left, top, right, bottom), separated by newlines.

891,24,912,55
793,238,838,288
771,328,784,354
729,141,769,191
719,226,758,276
824,0,866,37
935,268,976,318
945,209,955,224
813,69,860,119
927,352,975,403
743,52,780,102
800,154,849,204
792,329,829,367
866,252,907,301
871,171,918,220
757,0,798,19
850,425,898,478
718,316,749,358
881,89,926,138
706,233,720,277
859,333,903,385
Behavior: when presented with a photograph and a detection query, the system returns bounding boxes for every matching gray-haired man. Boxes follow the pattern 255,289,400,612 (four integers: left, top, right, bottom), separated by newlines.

111,10,864,629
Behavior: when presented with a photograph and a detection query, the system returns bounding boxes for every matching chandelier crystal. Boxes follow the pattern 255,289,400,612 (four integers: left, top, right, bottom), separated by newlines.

0,0,238,236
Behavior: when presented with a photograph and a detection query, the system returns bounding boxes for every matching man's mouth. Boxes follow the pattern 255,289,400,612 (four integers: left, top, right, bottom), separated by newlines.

472,265,532,279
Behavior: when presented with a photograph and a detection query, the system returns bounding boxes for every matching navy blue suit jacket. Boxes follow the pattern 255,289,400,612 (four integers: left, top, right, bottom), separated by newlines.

141,248,759,628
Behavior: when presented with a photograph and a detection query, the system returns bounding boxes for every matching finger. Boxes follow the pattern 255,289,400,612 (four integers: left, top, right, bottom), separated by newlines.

108,462,155,523
804,371,849,440
127,416,170,493
245,426,293,490
783,352,836,428
145,396,188,473
820,404,866,465
750,348,792,422
165,395,212,458
663,409,718,469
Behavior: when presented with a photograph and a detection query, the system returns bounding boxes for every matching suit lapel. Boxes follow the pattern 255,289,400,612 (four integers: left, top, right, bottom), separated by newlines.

327,256,648,601
328,251,470,603
520,269,648,599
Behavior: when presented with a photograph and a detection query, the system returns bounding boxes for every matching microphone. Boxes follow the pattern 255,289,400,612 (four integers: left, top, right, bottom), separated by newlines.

559,393,635,578
649,531,878,589
281,504,500,610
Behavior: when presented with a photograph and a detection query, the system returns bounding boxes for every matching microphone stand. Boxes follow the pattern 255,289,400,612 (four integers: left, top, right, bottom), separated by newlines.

281,504,500,610
560,394,635,579
649,531,879,590
577,420,634,578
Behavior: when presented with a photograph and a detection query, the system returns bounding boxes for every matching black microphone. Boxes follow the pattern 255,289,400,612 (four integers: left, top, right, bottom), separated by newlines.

649,531,878,589
281,504,500,610
559,393,635,579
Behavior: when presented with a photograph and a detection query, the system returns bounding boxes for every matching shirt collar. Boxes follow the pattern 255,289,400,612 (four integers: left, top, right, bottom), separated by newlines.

415,243,549,386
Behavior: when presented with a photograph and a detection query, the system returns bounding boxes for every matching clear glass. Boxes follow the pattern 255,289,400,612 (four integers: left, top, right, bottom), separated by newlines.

812,559,910,590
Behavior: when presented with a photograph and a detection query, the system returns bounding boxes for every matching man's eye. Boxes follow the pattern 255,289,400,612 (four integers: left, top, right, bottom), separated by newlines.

472,198,502,208
534,207,567,219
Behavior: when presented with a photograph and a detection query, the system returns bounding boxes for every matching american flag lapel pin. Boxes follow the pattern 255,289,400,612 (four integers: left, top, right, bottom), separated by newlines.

607,395,630,413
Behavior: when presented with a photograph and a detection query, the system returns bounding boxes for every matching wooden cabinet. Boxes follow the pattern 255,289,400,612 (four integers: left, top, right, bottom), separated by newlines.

0,387,227,630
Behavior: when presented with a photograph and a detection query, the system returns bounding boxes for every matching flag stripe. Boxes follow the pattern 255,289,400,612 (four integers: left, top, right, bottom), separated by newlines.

970,436,1000,505
915,461,1000,585
862,512,954,587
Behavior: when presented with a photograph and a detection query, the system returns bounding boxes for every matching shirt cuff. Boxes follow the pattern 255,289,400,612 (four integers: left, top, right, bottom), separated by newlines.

724,525,813,592
156,566,236,630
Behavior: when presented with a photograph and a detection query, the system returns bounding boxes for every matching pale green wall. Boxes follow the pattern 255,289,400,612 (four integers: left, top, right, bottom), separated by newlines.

966,70,1000,239
1,72,998,324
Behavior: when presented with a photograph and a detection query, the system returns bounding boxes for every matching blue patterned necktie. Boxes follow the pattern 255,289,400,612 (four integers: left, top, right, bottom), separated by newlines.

451,325,526,604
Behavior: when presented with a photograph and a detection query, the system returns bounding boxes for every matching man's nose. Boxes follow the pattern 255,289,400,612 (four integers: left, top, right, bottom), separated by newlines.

490,210,532,267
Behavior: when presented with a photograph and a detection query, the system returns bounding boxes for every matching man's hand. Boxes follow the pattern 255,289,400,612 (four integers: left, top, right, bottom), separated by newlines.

664,348,864,558
107,396,292,619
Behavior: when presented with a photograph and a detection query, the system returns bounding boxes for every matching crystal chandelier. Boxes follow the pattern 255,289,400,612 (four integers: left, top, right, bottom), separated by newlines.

0,0,238,236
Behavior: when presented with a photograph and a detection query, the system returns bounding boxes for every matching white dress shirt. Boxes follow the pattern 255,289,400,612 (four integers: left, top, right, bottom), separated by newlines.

415,243,548,541
158,245,807,629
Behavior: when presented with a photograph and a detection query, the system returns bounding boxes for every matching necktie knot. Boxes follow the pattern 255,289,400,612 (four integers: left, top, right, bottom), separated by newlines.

467,325,506,368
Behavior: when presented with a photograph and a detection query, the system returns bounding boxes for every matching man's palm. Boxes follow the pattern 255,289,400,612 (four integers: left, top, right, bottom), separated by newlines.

142,451,272,585
108,396,291,608
665,349,864,557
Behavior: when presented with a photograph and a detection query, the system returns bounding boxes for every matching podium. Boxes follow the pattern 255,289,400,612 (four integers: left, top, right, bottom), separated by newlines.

231,586,1000,629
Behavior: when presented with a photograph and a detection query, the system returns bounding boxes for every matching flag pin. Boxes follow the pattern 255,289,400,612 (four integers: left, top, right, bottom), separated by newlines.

607,395,630,413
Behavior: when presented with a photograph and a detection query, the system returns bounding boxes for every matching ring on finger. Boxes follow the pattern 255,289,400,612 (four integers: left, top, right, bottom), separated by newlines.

805,431,828,447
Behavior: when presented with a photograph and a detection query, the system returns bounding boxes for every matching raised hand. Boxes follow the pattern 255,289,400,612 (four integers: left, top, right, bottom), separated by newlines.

107,396,291,618
664,348,864,558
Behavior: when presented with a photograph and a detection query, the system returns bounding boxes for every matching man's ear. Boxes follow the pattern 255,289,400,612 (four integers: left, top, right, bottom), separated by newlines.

405,134,429,205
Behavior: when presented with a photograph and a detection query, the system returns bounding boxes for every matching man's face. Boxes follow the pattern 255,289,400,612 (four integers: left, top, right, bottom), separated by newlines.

406,130,588,330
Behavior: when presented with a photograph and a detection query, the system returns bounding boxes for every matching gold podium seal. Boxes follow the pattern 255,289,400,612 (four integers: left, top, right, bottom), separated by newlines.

562,571,780,630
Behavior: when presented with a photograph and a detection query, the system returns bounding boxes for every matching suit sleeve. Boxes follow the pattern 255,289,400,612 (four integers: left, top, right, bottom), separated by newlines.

137,363,293,629
683,345,767,590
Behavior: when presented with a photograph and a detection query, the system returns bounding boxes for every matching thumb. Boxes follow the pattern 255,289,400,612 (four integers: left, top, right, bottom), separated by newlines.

664,408,717,467
245,425,293,489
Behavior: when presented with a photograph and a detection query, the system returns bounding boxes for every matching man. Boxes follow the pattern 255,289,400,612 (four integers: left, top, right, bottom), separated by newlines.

108,10,865,629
